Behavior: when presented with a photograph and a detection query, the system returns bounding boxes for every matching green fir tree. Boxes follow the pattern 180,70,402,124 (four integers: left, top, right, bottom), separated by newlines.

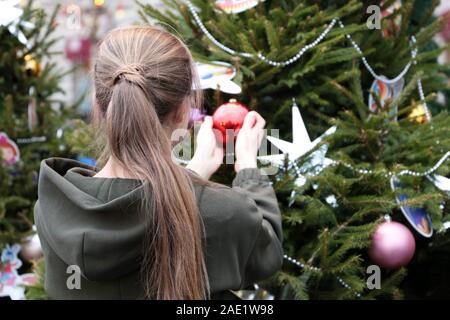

0,1,75,249
140,0,450,299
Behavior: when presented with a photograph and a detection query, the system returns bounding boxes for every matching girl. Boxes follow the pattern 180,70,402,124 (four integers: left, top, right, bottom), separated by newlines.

35,26,283,300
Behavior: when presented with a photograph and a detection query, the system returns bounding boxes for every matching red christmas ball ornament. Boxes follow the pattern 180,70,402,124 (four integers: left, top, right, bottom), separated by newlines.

368,220,416,269
212,99,249,144
64,35,91,62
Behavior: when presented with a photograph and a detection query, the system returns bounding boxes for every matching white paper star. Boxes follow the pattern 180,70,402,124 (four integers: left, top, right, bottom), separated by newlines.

258,101,336,167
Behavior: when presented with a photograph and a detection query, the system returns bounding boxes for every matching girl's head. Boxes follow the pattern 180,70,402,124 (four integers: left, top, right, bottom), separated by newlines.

93,25,202,136
92,26,208,299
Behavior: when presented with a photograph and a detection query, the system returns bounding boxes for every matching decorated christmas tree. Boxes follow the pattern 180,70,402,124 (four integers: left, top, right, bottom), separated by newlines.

0,1,78,299
140,0,450,299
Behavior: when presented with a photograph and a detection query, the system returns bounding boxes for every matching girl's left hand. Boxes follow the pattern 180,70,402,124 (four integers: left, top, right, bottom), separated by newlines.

186,116,223,179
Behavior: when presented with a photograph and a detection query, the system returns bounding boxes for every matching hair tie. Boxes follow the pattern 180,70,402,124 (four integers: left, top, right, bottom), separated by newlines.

112,64,145,88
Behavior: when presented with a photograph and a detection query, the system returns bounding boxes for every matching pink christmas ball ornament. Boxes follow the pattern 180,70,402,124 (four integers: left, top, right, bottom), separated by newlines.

368,221,416,269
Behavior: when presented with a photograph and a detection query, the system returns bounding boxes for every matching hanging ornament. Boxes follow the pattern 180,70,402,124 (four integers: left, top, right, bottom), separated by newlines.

23,54,41,76
427,174,450,232
258,100,336,168
0,0,22,27
194,61,241,94
20,233,42,263
381,0,402,38
0,244,38,300
368,219,416,269
115,3,126,20
63,3,81,30
64,35,92,63
390,177,433,238
368,76,404,115
0,0,34,46
408,104,429,124
215,0,264,14
427,174,450,197
27,87,38,131
257,100,336,207
0,132,20,166
212,99,249,145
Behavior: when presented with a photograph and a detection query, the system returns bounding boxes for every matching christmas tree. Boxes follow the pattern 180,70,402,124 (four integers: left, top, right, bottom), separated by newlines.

140,0,450,299
0,1,75,255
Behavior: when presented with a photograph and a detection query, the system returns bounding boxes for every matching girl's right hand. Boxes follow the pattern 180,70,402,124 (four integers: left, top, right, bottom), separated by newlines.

235,111,266,172
186,116,224,180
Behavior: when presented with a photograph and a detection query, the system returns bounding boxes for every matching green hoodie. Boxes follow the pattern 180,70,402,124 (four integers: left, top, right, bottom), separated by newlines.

34,158,283,299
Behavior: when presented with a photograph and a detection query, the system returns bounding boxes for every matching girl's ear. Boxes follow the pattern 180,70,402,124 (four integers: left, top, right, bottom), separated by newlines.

172,106,185,123
170,101,190,126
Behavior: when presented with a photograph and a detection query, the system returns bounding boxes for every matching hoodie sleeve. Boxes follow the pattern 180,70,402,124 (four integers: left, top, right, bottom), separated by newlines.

230,168,283,288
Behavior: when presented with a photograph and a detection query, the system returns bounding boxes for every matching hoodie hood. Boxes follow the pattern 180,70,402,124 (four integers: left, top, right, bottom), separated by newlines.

35,158,147,281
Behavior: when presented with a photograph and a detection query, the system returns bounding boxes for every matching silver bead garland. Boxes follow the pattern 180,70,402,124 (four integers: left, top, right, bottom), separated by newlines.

184,0,431,119
283,254,363,298
256,19,337,67
185,0,252,58
324,151,450,179
337,20,417,85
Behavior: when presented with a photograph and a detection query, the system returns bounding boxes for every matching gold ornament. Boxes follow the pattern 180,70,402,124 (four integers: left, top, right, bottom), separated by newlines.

24,54,41,76
408,104,428,124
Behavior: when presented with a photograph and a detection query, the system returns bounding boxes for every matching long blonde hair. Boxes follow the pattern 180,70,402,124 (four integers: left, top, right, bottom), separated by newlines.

92,25,209,299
